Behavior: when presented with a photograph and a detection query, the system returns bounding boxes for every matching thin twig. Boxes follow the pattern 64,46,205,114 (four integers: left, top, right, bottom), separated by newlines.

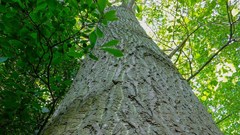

187,40,232,81
226,1,233,40
182,50,193,78
169,26,200,58
216,113,232,124
173,47,182,65
187,2,235,81
51,23,88,48
172,1,179,43
37,98,58,135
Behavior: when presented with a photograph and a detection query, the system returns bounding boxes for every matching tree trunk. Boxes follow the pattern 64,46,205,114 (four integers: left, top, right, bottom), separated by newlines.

41,6,222,135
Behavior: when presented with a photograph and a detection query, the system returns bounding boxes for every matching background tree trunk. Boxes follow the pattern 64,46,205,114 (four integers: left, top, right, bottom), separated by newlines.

41,6,222,135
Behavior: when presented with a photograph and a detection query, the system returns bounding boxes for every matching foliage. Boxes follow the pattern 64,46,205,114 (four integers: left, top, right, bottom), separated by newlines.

0,0,119,134
135,0,240,134
0,0,239,134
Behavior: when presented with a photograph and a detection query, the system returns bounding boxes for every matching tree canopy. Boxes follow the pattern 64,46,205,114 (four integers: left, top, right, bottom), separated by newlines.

0,0,239,134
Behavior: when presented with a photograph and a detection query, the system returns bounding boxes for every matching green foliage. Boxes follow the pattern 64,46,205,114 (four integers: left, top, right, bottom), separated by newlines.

101,40,123,57
137,0,239,134
0,0,117,134
102,39,119,47
97,0,108,13
104,10,118,21
101,47,124,57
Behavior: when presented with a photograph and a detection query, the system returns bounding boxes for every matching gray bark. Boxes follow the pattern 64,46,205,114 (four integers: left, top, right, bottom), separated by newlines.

41,6,222,135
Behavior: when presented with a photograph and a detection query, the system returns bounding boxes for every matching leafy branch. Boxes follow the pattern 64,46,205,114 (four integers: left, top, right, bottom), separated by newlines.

187,2,236,81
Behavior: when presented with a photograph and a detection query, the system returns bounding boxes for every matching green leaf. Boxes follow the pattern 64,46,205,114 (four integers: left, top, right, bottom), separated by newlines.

89,31,97,46
96,27,104,38
104,10,118,21
0,57,8,63
0,5,8,12
68,0,78,9
29,11,39,22
178,0,185,4
101,48,123,57
101,40,119,47
97,0,107,13
46,0,58,10
8,40,23,48
68,48,84,58
30,33,37,40
89,53,98,60
86,0,93,6
36,2,48,11
189,0,198,6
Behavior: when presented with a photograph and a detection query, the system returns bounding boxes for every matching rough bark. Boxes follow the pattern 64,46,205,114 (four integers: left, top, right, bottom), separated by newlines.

41,6,222,135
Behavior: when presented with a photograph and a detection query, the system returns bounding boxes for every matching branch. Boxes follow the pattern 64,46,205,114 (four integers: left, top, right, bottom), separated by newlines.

121,0,135,10
187,2,235,81
26,12,48,43
168,26,200,58
46,46,54,100
182,50,193,77
226,1,234,40
216,113,232,124
173,48,182,65
51,31,81,48
127,0,135,9
187,40,232,81
172,1,179,43
37,98,58,135
51,23,88,48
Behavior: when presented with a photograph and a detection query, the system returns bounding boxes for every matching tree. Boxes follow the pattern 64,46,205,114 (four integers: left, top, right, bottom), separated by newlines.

40,3,223,135
0,0,239,134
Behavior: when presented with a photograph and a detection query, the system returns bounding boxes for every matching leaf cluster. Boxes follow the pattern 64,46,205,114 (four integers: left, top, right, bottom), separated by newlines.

0,0,119,134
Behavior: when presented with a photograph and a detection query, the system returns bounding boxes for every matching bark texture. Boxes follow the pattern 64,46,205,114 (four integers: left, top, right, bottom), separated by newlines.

41,6,222,135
